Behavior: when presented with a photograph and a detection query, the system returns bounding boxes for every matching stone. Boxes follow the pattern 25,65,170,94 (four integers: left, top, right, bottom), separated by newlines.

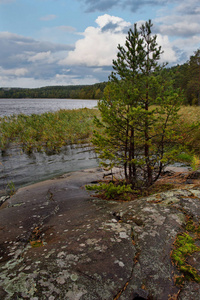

0,168,200,299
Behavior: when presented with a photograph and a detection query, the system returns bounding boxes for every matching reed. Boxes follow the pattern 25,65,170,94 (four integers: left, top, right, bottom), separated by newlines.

0,106,199,159
0,108,99,154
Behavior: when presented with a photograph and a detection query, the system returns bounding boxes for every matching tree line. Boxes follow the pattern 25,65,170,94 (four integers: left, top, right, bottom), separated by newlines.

0,82,107,100
169,49,200,106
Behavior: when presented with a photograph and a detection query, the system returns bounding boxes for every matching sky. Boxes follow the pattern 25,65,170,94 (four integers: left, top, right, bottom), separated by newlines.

0,0,200,88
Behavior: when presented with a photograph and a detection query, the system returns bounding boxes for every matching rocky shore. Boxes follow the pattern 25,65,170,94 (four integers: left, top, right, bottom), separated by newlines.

0,167,200,299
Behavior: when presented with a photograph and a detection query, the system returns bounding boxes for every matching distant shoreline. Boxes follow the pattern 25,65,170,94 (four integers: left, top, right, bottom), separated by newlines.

0,82,106,100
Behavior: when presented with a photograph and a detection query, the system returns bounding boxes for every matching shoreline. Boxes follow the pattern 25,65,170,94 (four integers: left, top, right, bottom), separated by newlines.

0,164,193,199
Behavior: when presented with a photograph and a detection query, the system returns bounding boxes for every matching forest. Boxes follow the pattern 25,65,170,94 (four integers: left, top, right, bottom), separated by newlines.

0,82,107,100
167,48,200,106
0,48,200,105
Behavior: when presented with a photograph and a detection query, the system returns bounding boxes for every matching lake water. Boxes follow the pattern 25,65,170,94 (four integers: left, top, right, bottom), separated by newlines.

0,143,99,191
0,99,99,191
0,98,98,117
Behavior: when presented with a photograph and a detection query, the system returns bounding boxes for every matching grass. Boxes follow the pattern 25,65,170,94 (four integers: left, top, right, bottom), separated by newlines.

0,105,199,163
176,106,200,155
179,106,200,123
0,108,99,154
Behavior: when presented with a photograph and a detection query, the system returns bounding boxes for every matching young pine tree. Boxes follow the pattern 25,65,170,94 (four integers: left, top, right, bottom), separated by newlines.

93,20,182,189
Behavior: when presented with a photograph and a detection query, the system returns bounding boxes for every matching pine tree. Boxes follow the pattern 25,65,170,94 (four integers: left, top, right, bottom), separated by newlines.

93,20,182,189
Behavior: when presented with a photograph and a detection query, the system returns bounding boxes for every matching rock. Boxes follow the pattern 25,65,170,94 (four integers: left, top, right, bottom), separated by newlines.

0,195,9,207
187,170,200,179
0,168,200,299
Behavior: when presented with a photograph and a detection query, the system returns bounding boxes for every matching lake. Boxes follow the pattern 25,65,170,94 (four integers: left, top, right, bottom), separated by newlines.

0,98,98,117
0,99,99,191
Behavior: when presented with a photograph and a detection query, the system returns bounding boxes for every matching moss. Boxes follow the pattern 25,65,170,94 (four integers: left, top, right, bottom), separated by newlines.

185,219,196,232
171,222,200,285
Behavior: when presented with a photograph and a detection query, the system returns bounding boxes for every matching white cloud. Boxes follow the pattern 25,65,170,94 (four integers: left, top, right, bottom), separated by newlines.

155,0,200,38
55,74,98,85
0,67,28,76
0,73,99,88
28,51,52,62
95,14,131,32
176,0,200,15
61,14,131,67
171,35,200,57
157,15,200,37
60,14,177,67
157,34,177,63
154,1,200,64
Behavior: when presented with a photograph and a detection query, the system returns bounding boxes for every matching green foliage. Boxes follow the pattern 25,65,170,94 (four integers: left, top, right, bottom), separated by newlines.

191,155,200,171
92,20,183,189
0,108,98,154
166,49,200,106
171,231,200,284
176,152,193,163
86,181,134,200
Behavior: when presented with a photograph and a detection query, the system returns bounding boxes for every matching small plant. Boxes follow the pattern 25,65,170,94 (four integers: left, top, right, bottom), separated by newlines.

6,181,16,196
176,152,193,164
191,155,200,171
86,181,134,200
30,240,44,248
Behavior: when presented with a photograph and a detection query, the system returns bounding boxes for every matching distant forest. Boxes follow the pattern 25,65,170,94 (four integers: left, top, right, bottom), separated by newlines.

0,49,200,105
0,82,107,100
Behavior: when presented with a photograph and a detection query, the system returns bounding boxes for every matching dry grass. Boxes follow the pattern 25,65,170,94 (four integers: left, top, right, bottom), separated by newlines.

178,106,200,123
176,106,200,155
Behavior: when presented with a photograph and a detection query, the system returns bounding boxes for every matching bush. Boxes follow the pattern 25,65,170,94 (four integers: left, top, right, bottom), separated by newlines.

86,181,134,200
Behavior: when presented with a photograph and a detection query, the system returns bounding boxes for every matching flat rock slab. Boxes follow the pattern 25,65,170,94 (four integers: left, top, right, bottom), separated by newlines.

0,168,200,299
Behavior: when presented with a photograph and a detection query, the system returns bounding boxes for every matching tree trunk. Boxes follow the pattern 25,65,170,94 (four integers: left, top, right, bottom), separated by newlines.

144,79,152,186
129,127,136,186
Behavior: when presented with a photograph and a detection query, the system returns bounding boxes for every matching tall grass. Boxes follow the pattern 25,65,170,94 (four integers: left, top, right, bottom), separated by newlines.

177,106,200,155
0,106,199,160
0,108,99,154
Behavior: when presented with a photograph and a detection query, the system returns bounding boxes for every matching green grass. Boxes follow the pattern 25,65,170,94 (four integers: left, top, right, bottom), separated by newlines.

0,108,99,154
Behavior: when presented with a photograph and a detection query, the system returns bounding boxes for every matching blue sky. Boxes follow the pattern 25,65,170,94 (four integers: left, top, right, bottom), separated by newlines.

0,0,200,88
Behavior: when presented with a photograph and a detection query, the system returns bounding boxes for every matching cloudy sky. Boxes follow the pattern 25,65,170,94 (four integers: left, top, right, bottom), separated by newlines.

1,0,200,88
